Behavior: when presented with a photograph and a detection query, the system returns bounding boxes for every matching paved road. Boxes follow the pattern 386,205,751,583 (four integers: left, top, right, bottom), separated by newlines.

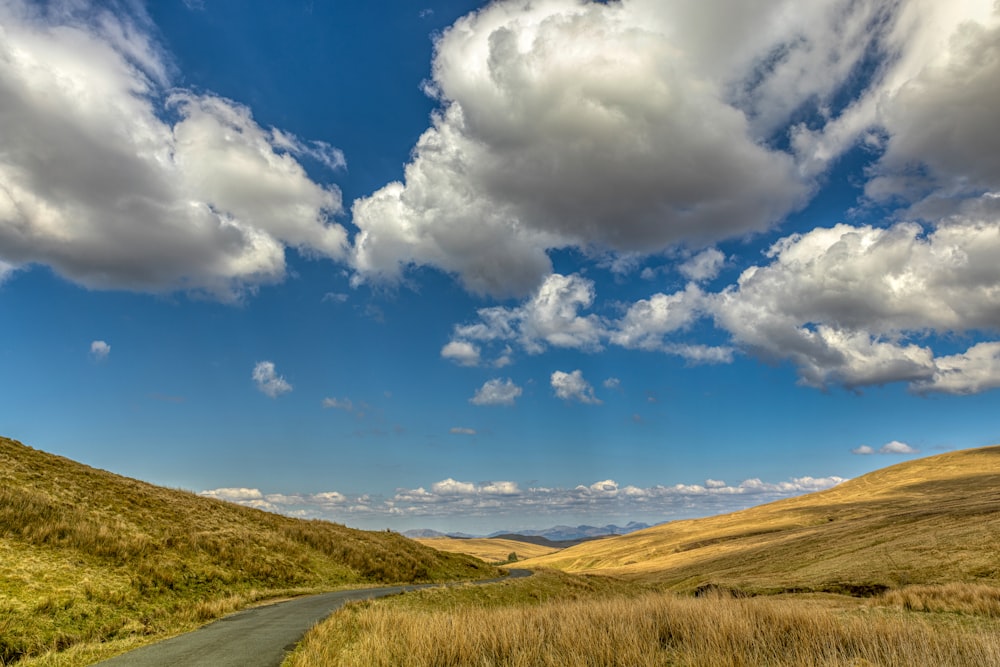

94,569,532,667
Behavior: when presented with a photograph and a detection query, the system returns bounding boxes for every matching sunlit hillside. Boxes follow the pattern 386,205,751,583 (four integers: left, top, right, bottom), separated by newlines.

0,436,497,666
415,537,559,562
525,446,1000,593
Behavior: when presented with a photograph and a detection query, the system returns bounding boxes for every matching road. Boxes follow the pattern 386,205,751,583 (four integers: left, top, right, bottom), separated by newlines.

94,569,532,667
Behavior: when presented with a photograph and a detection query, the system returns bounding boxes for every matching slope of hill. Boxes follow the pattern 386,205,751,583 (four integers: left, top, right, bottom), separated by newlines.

525,446,1000,594
487,522,652,541
415,537,559,562
0,436,497,665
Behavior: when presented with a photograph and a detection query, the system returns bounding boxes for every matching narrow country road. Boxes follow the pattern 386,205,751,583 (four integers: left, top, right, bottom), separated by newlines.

93,569,532,667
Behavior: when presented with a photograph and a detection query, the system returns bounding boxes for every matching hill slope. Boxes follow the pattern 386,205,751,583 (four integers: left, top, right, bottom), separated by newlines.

0,436,496,665
525,446,1000,594
415,537,559,562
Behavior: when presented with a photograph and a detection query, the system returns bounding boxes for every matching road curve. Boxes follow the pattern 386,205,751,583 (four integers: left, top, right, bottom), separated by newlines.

94,569,532,667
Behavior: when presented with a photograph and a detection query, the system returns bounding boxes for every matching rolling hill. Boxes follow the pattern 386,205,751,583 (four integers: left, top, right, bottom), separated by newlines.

525,445,1000,594
414,537,560,562
0,436,497,665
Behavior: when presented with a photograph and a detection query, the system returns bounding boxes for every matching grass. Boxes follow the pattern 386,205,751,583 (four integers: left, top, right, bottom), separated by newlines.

414,537,560,563
524,445,1000,593
285,571,1000,666
0,436,499,666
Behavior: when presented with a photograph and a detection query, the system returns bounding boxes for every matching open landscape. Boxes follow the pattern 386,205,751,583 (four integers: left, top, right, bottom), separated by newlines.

3,0,1000,665
287,445,1000,666
0,436,497,666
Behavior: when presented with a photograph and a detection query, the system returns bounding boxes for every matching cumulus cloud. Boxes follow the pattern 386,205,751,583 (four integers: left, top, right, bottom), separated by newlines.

350,0,821,297
852,441,919,455
253,361,292,398
603,377,621,389
863,6,1000,217
89,340,110,361
879,440,919,455
0,1,346,299
470,377,522,406
679,248,726,283
200,471,845,525
446,273,730,364
711,220,1000,391
551,369,601,405
441,340,481,366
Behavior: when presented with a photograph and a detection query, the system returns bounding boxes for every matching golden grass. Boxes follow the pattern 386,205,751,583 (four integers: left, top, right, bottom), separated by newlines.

285,571,1000,667
0,436,498,666
415,537,559,562
875,582,1000,617
524,446,1000,593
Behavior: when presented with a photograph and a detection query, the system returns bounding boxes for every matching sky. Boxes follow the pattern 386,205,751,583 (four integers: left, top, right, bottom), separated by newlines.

1,0,999,534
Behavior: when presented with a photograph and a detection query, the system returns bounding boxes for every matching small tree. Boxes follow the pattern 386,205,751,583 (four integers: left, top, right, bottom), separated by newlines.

506,552,518,563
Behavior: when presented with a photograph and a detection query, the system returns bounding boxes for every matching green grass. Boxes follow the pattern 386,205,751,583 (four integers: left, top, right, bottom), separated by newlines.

0,436,499,666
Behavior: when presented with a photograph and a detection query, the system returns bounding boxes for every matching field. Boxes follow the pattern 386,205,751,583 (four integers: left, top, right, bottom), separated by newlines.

286,446,1000,666
0,437,497,666
6,438,1000,666
285,570,1000,666
414,537,559,562
525,445,1000,593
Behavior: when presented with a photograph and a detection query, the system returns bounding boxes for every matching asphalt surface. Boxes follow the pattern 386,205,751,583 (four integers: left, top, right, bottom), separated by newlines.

93,569,532,667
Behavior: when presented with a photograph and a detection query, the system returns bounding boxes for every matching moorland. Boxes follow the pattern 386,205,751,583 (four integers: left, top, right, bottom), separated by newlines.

4,435,1000,666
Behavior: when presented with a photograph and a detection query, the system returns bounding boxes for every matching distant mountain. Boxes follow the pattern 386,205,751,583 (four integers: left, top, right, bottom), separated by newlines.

489,522,652,542
402,528,477,539
405,522,653,543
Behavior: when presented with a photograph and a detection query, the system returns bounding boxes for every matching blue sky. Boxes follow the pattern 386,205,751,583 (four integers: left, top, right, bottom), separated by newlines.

2,0,999,534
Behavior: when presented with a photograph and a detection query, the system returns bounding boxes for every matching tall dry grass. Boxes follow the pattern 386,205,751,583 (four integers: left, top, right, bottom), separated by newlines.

876,583,1000,617
287,580,1000,667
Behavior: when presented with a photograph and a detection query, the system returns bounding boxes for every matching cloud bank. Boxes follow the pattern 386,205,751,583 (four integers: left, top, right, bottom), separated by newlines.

201,472,846,527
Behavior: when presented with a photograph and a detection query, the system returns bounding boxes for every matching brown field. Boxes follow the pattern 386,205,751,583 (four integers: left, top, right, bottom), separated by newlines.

285,570,1000,667
524,445,1000,593
414,537,559,562
0,436,497,666
285,446,1000,666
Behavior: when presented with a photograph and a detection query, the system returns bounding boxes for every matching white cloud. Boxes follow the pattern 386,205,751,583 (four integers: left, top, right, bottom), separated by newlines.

711,220,1000,391
470,377,522,406
322,397,354,412
864,6,1000,217
89,340,110,361
350,0,812,297
441,340,481,366
603,377,621,389
200,472,845,525
610,285,707,352
0,1,346,299
853,441,919,455
912,342,1000,395
446,273,730,365
450,427,476,435
679,248,726,283
253,361,292,398
879,440,919,455
551,369,601,405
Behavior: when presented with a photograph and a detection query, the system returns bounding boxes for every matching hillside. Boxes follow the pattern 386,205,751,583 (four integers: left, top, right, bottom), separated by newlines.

525,446,1000,594
415,537,559,562
0,436,497,665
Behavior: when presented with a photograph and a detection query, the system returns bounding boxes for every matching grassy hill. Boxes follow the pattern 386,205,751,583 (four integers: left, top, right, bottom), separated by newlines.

415,537,560,562
525,445,1000,594
0,436,497,666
